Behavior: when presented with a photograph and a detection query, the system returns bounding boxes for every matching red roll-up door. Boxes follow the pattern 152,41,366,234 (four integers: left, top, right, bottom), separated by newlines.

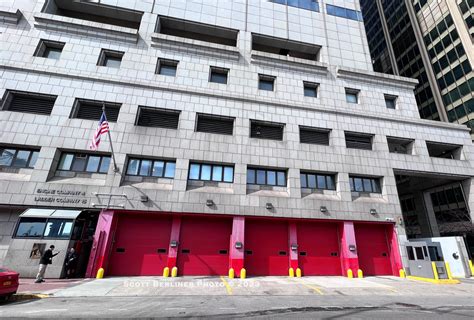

109,214,172,276
297,222,342,276
245,219,289,276
177,216,232,276
354,223,393,276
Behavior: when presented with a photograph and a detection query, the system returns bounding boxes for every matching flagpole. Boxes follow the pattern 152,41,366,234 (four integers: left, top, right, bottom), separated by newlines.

102,103,119,172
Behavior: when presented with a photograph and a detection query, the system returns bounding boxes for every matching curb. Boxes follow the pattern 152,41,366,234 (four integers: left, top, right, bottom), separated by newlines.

9,293,51,301
406,276,460,284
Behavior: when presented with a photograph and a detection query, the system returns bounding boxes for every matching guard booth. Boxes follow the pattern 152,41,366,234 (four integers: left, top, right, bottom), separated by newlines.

404,241,448,279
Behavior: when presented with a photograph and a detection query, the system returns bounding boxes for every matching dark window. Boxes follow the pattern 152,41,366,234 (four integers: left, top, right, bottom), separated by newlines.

70,99,121,122
136,106,180,129
299,126,330,145
126,158,175,178
43,219,74,238
196,114,234,135
156,58,178,76
1,90,57,115
34,39,65,59
209,66,229,84
258,74,276,91
0,147,39,168
14,218,46,238
250,120,284,140
387,137,414,154
345,88,359,103
345,132,373,150
188,163,234,182
384,94,397,109
14,217,73,239
57,153,110,173
426,141,462,159
327,4,363,21
303,82,318,97
300,172,336,190
157,15,238,46
406,246,415,260
349,176,381,193
97,49,124,68
247,167,286,186
269,0,320,12
252,33,320,61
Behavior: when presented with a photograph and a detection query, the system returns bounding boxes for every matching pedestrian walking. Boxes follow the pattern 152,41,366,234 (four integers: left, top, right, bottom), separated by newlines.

64,247,78,279
35,245,59,283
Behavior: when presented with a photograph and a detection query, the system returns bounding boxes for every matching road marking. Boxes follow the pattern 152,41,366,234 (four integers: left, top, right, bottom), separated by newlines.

300,282,324,295
165,307,186,310
219,307,236,310
220,276,233,295
24,309,68,314
107,308,128,311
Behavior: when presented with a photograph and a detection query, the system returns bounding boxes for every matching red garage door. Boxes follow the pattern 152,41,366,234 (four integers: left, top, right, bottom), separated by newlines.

355,224,393,276
298,222,342,276
109,215,172,276
245,219,289,276
177,217,232,276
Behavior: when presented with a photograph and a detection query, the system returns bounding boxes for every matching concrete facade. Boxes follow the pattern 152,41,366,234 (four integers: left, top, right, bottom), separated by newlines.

0,0,473,276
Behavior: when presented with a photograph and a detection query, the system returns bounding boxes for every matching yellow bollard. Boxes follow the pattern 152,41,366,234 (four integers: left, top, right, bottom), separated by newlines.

240,268,246,279
296,268,302,278
431,262,439,280
469,260,474,275
289,267,295,277
96,267,104,279
171,266,178,277
347,269,353,278
445,262,453,280
357,269,363,278
163,267,170,277
399,269,406,278
229,268,235,279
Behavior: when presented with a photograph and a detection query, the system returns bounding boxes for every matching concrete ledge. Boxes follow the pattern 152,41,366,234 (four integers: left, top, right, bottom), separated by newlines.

251,51,328,75
337,67,419,89
406,276,460,284
33,13,139,44
0,8,22,24
151,33,240,61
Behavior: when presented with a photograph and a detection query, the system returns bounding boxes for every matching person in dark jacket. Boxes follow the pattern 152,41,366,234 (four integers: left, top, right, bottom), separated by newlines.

64,247,78,279
35,245,59,283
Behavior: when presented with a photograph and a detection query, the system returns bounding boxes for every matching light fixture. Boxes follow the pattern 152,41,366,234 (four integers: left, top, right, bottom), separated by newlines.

370,208,377,215
385,217,394,222
266,203,273,210
235,242,243,249
170,240,178,248
348,245,356,252
291,243,298,251
140,195,149,202
320,206,328,213
206,199,214,207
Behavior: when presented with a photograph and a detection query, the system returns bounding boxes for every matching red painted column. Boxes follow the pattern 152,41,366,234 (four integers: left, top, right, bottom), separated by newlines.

166,216,182,269
229,216,245,276
288,222,298,271
85,210,117,278
387,224,403,276
339,221,359,276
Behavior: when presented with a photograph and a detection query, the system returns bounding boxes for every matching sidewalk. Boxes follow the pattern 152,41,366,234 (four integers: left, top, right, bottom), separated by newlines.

17,278,90,295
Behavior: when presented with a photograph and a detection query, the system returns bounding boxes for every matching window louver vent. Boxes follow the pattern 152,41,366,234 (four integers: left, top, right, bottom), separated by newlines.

72,100,121,122
196,114,234,135
300,127,330,145
1,90,57,115
345,132,373,150
250,121,284,141
136,107,180,129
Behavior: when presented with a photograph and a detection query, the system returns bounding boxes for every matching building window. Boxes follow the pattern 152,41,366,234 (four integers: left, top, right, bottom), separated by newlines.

349,176,382,193
34,39,65,59
157,58,178,76
345,132,373,150
14,217,73,239
250,120,284,141
135,106,180,129
57,153,110,174
196,113,234,135
384,94,397,109
247,167,286,186
97,49,124,68
1,90,57,115
326,4,363,21
209,66,229,84
426,141,462,159
300,172,336,190
387,137,414,154
252,33,320,61
70,99,121,122
299,126,330,145
303,82,318,97
269,0,320,12
0,147,39,168
345,88,359,104
126,158,176,178
188,163,234,182
258,74,276,91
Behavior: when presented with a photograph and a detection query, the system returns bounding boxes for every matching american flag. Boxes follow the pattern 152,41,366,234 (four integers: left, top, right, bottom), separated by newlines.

89,111,109,150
